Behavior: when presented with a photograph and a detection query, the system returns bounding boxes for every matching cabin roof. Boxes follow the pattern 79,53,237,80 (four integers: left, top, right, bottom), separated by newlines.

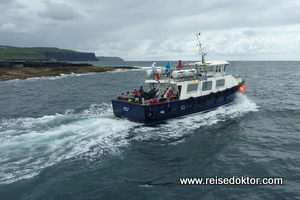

187,60,229,66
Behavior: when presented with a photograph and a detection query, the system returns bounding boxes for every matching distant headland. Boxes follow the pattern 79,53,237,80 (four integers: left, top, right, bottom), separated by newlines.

0,46,130,81
0,46,124,62
97,56,124,62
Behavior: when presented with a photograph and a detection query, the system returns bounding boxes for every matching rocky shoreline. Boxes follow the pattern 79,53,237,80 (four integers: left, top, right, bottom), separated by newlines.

0,61,137,81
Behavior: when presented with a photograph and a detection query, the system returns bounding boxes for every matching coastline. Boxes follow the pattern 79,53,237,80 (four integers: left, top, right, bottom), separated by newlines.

0,62,137,81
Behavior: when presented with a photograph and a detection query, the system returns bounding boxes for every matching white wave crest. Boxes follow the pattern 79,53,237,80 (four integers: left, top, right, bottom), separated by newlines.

0,103,134,185
131,93,258,142
0,94,257,184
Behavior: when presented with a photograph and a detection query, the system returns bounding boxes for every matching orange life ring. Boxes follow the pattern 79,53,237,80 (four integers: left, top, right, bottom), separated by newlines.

167,89,173,98
154,72,160,81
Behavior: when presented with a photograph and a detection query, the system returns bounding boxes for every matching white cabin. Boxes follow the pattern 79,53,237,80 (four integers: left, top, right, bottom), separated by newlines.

145,61,242,101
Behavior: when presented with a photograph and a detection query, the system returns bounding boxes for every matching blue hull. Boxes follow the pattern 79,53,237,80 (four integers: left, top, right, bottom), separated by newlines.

112,87,238,125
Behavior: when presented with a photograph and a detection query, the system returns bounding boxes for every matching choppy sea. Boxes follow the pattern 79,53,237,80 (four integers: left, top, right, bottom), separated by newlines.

0,61,299,200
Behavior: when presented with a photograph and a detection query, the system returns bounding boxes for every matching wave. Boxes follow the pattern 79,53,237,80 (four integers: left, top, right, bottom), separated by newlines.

131,93,258,143
1,72,97,83
0,94,257,185
107,67,143,73
0,103,135,185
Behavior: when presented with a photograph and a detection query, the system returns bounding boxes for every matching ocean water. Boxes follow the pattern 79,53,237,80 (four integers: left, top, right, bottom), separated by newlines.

0,61,299,199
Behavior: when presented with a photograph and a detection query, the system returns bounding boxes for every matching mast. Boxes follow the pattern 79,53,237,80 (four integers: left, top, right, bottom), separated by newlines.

196,33,207,64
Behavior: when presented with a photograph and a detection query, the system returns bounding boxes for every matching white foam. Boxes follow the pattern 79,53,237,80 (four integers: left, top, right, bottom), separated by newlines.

2,72,98,83
107,67,142,73
0,103,134,185
0,95,257,185
131,93,258,142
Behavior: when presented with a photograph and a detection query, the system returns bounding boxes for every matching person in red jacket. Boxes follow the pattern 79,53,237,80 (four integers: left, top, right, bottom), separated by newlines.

177,60,183,69
132,89,139,97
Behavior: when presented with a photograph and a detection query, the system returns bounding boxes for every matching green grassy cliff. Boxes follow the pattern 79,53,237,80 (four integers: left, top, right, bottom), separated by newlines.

0,46,98,61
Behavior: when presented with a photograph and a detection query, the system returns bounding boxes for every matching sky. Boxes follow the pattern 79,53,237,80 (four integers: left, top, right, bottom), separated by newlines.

0,0,300,61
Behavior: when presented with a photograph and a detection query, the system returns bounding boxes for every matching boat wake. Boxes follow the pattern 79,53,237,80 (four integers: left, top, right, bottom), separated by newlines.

0,104,134,185
131,93,258,143
0,94,257,185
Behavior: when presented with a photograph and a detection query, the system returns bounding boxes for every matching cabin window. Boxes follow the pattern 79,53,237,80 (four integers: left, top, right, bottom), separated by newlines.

216,65,222,72
202,81,212,91
216,79,225,87
187,83,198,92
208,65,215,71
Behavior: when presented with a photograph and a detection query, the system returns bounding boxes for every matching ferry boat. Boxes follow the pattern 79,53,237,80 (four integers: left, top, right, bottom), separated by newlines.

111,34,246,124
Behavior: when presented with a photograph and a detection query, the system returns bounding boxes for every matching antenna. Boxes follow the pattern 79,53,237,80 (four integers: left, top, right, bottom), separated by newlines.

196,33,207,64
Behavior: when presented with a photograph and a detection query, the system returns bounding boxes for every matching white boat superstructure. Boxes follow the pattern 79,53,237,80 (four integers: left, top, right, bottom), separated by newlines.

145,60,244,102
112,33,246,124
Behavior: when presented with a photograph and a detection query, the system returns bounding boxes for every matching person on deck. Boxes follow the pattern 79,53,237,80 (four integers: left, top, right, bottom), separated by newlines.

151,62,157,79
151,62,157,73
118,93,124,100
138,91,145,104
177,60,183,69
132,89,139,96
125,92,130,99
128,93,133,102
165,61,171,76
139,86,144,94
149,88,157,99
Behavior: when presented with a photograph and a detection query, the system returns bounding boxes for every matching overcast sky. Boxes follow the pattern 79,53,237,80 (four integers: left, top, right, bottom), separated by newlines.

1,0,299,61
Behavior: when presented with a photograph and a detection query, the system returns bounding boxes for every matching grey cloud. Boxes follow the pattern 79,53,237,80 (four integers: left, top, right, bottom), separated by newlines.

0,0,17,9
0,0,300,60
0,0,25,13
38,0,83,21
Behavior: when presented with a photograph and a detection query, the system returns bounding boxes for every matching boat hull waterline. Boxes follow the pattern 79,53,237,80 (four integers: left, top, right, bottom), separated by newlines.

112,85,240,125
